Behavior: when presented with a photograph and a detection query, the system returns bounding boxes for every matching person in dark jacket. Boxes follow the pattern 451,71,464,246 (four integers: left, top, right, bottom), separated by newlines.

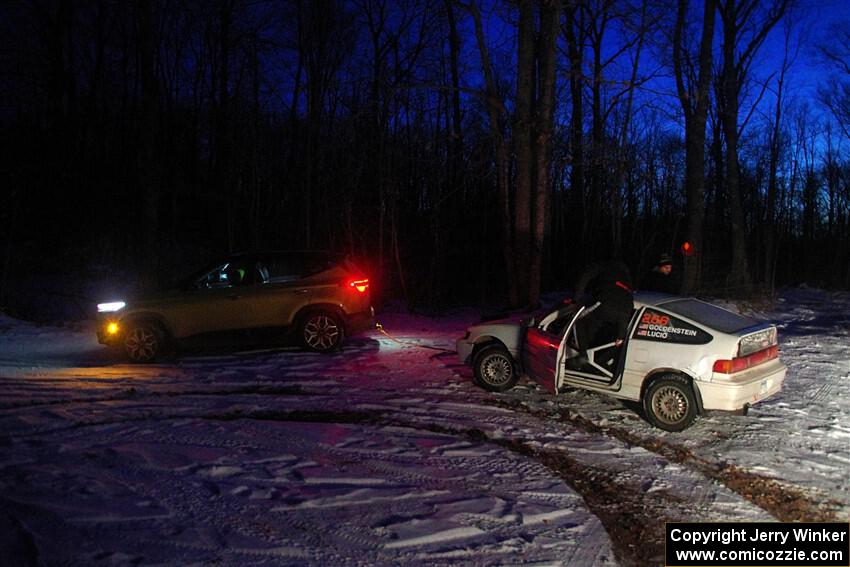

573,260,634,353
642,253,678,294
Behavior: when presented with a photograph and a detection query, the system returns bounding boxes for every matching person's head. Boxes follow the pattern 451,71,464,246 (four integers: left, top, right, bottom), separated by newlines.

656,254,673,275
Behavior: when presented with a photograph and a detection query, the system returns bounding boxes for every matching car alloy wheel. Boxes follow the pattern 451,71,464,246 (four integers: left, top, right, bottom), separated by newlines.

480,352,513,387
302,313,342,352
473,344,519,392
644,374,697,431
124,325,161,362
651,385,688,424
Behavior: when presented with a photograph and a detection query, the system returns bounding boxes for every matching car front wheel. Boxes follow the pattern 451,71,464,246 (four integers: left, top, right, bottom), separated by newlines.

643,374,698,431
123,322,164,363
299,311,344,352
473,344,519,392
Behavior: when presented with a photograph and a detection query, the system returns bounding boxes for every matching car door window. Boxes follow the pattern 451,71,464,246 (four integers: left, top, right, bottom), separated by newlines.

197,261,263,289
543,305,579,337
264,255,304,283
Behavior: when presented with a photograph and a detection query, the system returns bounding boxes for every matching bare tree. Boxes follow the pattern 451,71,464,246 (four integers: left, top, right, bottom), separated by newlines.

763,19,797,292
563,0,586,240
717,0,789,290
514,0,535,304
528,0,561,307
463,1,518,305
673,0,716,293
818,21,850,141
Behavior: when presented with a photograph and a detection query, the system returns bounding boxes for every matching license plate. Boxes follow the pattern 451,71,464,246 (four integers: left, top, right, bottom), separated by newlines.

759,379,771,395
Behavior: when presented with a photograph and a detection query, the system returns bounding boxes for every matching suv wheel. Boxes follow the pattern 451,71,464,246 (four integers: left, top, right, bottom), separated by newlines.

643,374,698,431
123,322,164,363
473,344,519,392
299,311,344,352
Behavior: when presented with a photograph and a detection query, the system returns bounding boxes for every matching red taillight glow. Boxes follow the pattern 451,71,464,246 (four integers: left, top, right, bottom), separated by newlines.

713,345,779,374
348,278,370,293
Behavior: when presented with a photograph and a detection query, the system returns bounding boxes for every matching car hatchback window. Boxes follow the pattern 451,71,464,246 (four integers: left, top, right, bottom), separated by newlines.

661,298,757,333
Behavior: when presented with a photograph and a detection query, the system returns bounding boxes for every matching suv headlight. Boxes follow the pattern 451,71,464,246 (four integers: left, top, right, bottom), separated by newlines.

97,301,126,313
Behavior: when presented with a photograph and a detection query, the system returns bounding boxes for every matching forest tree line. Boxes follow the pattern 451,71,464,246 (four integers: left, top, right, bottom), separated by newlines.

2,0,850,315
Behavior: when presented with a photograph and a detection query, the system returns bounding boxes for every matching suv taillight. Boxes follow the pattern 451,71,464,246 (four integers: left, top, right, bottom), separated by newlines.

347,278,369,293
713,345,779,374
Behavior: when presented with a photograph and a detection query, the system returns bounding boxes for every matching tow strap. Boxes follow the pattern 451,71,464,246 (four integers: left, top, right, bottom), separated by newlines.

374,322,456,354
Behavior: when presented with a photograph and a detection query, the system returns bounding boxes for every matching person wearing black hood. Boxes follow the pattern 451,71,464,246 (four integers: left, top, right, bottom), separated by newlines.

642,253,678,294
572,260,634,355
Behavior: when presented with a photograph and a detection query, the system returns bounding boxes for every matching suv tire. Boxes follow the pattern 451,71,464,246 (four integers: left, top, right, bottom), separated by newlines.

299,311,344,353
123,322,165,363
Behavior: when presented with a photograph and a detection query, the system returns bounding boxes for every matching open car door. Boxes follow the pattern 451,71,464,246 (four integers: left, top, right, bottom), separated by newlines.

556,306,638,392
522,305,582,395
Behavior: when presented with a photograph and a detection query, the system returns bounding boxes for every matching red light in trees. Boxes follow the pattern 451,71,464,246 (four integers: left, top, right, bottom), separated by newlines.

681,241,695,257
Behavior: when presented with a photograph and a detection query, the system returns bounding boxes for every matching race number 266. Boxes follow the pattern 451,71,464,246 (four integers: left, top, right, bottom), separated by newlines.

641,312,670,326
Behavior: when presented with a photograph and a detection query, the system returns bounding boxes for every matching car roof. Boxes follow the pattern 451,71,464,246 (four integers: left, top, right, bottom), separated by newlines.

634,293,766,334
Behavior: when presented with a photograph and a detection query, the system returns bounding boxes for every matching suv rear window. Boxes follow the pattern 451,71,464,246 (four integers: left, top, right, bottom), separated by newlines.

660,298,758,333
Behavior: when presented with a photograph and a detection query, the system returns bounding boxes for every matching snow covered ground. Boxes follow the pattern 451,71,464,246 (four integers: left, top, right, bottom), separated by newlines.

0,287,848,566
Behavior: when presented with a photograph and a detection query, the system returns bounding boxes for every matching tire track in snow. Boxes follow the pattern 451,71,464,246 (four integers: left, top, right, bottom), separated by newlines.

809,371,845,405
0,384,310,410
178,408,723,566
28,406,642,565
483,396,841,523
396,420,688,567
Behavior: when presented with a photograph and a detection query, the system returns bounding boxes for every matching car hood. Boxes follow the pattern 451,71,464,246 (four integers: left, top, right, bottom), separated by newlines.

119,288,188,309
470,320,522,332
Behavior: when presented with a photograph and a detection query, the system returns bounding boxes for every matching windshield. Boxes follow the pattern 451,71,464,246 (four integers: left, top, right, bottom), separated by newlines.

660,298,759,333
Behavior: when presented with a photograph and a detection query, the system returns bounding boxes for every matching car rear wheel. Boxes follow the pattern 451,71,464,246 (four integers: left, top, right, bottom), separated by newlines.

299,311,344,353
473,344,519,392
123,322,165,363
643,374,697,431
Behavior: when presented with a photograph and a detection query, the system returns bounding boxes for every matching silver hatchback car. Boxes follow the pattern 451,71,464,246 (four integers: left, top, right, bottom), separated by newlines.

457,292,786,431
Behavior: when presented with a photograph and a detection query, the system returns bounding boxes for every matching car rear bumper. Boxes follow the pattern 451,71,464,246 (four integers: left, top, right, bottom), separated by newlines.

346,307,375,335
697,360,786,411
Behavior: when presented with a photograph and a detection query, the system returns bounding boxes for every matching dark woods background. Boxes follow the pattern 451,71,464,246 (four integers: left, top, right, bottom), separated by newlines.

2,0,850,320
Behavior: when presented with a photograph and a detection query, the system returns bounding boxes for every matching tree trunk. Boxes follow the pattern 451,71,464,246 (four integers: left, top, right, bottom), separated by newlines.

764,60,785,292
528,0,562,307
718,0,788,291
587,4,606,255
138,0,161,282
720,12,749,289
466,2,518,307
565,2,585,246
675,0,716,294
513,0,535,305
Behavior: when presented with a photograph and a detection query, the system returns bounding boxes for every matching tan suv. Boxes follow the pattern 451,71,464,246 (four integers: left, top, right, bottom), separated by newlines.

96,251,374,362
